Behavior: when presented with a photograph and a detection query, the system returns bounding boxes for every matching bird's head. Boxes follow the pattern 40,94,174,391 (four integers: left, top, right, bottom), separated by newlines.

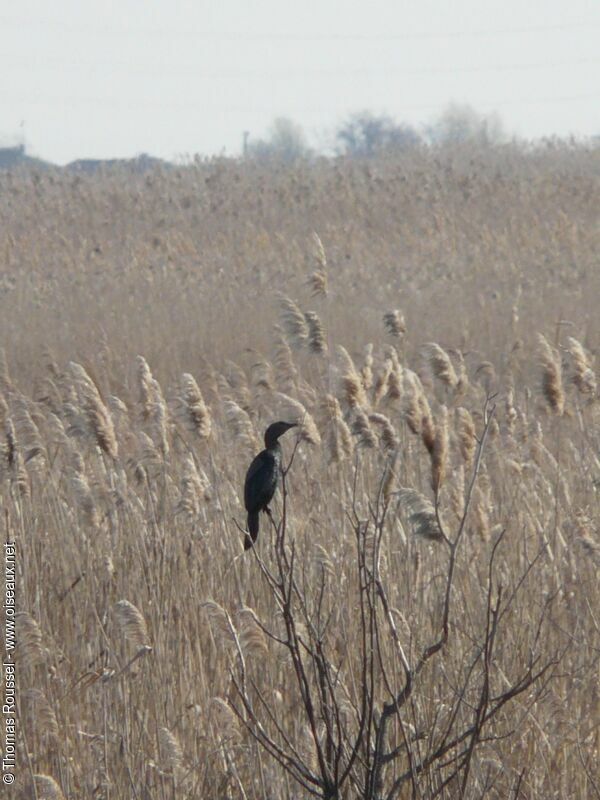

264,421,297,449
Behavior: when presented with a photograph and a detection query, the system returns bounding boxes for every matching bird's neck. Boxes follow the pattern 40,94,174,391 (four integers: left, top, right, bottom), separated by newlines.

265,439,282,455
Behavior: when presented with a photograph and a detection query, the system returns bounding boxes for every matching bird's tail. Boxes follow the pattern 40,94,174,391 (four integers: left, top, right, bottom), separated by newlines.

245,511,260,550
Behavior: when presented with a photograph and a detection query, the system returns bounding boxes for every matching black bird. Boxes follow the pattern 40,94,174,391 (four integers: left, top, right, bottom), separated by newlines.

243,421,297,550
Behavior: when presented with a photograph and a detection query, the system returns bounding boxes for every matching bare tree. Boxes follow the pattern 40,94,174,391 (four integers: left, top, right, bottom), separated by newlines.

427,103,506,146
336,113,421,157
226,398,560,799
247,118,311,162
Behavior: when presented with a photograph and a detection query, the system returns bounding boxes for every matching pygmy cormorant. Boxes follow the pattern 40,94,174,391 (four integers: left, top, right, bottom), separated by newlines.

243,421,297,549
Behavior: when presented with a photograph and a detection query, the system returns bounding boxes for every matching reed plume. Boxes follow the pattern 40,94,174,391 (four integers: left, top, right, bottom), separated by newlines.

159,727,184,774
177,373,212,439
308,233,328,296
15,612,45,666
338,346,368,408
115,599,152,649
422,342,458,389
431,405,449,493
321,394,353,463
537,335,565,415
304,310,327,354
274,392,321,445
32,775,66,800
351,408,377,448
383,310,406,337
455,407,476,468
279,294,309,348
397,488,443,541
566,336,597,395
69,361,118,459
369,412,399,452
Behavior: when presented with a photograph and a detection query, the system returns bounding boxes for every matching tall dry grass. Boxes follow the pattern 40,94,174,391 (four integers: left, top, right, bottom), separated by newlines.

1,142,599,798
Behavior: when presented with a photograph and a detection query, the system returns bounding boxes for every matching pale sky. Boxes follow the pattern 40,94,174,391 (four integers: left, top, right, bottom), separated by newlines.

1,0,599,163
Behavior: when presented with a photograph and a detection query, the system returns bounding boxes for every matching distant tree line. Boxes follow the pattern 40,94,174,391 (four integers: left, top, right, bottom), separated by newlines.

246,103,508,162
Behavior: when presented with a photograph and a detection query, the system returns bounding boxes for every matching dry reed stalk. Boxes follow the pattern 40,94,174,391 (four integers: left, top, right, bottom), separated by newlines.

136,356,170,456
108,394,128,418
369,412,399,452
472,486,491,542
137,355,157,421
237,607,268,658
12,393,46,469
0,348,13,394
537,335,565,415
159,726,184,773
114,599,152,649
350,408,377,449
566,337,597,395
177,454,210,520
422,342,459,389
304,311,328,355
448,465,465,519
372,358,392,407
279,294,309,348
41,347,61,380
70,469,100,528
221,360,253,409
299,723,323,774
338,346,368,409
396,488,443,541
177,373,212,439
361,343,374,390
403,369,429,436
3,417,30,496
0,392,8,426
102,551,116,581
308,270,328,297
129,430,163,483
449,348,469,395
250,358,275,391
202,600,235,643
32,775,66,800
69,361,119,459
223,399,259,452
313,544,336,578
311,232,327,277
385,348,404,403
576,518,600,569
383,310,406,337
24,688,59,741
46,412,69,449
420,394,436,456
210,697,240,743
273,326,299,388
273,392,321,445
475,361,497,393
431,405,449,493
321,394,354,463
505,389,518,435
15,612,45,666
382,451,399,504
34,373,62,416
308,233,328,296
455,407,476,468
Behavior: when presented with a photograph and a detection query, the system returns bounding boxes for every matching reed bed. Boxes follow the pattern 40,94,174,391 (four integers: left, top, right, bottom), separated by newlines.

1,143,599,798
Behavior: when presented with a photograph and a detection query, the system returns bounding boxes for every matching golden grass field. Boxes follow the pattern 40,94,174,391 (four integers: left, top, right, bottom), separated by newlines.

1,143,599,798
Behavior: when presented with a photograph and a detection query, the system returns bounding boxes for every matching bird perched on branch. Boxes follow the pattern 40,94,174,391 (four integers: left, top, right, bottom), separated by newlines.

243,421,297,550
